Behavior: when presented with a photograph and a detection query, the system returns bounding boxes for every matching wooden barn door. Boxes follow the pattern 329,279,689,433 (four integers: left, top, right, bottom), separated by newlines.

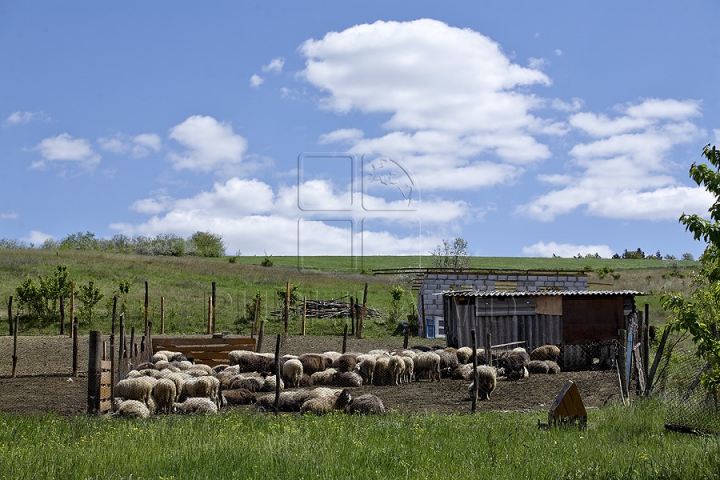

562,296,624,344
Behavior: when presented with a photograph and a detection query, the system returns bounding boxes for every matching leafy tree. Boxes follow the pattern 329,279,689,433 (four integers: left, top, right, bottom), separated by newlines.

15,264,72,327
430,238,471,269
189,231,226,257
59,231,100,250
388,285,405,323
77,279,104,324
663,144,720,391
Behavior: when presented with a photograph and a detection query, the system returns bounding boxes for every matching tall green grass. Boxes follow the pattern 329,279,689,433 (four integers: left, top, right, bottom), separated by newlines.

0,400,717,479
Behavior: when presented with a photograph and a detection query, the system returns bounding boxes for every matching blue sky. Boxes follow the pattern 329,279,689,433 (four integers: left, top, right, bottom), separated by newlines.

2,1,719,260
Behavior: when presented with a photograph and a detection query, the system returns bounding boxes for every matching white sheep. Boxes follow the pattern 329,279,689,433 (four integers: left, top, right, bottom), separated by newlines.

372,356,391,386
456,347,473,364
262,375,284,392
115,377,158,407
301,389,353,415
347,394,386,415
310,368,338,386
153,378,177,414
401,356,414,384
172,397,218,414
388,356,406,386
413,351,441,382
357,357,376,385
282,358,303,388
114,399,151,419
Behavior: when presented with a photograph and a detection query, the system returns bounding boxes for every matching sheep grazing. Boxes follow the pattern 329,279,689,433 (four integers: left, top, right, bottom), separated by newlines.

497,351,530,381
299,354,332,375
357,357,376,385
455,347,473,364
173,397,218,415
451,363,474,380
436,350,459,377
373,356,391,386
182,376,221,407
301,389,353,415
388,356,406,385
153,378,177,414
401,356,414,384
115,377,157,408
332,371,363,388
528,360,550,374
530,345,561,363
310,368,338,386
115,399,151,419
467,365,497,401
223,388,256,405
347,394,386,415
334,354,357,373
282,358,304,388
544,360,561,374
413,351,441,382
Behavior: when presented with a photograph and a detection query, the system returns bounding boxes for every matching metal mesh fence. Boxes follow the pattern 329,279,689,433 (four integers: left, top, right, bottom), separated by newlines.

648,330,720,434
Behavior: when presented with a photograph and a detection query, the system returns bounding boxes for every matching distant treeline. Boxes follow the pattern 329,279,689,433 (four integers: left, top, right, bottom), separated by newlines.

0,231,226,258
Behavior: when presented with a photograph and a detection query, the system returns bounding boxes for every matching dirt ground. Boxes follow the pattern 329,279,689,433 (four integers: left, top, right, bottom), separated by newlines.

0,335,627,417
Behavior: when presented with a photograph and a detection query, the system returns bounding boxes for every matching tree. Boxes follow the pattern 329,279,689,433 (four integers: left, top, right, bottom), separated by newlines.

662,144,720,391
77,279,104,324
189,231,226,257
15,264,73,327
430,238,471,269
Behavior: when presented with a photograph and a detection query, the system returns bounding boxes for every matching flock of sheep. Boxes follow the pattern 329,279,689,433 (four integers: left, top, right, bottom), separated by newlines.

112,343,561,419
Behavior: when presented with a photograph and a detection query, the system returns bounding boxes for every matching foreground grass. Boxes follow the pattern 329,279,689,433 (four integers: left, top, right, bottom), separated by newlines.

0,400,718,479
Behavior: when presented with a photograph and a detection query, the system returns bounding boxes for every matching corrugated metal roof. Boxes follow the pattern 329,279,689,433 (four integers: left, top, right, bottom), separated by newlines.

439,289,644,297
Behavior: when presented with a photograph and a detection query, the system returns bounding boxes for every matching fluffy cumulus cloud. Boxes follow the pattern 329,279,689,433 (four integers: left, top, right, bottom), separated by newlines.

167,115,248,173
299,19,555,191
522,241,614,258
30,133,100,169
98,133,161,158
249,74,264,87
519,98,712,221
113,176,465,255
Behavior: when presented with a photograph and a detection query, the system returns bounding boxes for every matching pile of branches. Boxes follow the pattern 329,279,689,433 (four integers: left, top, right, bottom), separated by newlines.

270,298,383,320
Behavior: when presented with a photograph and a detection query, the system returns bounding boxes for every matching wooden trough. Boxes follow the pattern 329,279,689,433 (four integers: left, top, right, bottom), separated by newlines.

151,336,256,367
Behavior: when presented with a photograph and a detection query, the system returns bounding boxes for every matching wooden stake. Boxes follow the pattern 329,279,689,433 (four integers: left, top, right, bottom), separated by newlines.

301,296,306,336
207,296,213,334
110,297,116,404
72,318,79,377
59,296,65,335
618,329,628,400
160,296,165,334
645,325,670,396
274,334,281,415
342,324,348,354
69,283,74,338
357,283,368,339
257,320,265,352
350,296,355,336
11,315,19,377
485,333,492,366
284,282,290,336
471,329,478,412
252,294,260,338
144,281,149,331
211,282,216,334
87,330,102,414
118,313,125,360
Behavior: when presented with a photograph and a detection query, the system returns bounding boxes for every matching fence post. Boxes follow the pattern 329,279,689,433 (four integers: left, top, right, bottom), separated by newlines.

144,281,149,331
643,303,650,392
72,318,79,377
301,296,307,336
110,297,117,405
160,296,165,335
342,324,348,354
207,296,212,334
211,282,216,334
284,282,290,336
252,294,261,338
87,330,102,414
274,334,281,415
618,329,628,400
60,296,65,335
257,320,265,352
7,296,12,336
69,283,74,338
350,296,355,336
485,333,492,366
471,329,478,413
11,315,19,377
357,283,368,339
645,324,670,396
119,313,125,360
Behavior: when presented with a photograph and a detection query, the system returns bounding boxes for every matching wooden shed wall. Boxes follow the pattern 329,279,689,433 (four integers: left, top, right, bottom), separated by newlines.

562,296,624,344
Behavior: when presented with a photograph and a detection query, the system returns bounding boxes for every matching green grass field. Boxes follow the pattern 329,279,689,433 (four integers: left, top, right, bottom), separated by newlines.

1,400,718,479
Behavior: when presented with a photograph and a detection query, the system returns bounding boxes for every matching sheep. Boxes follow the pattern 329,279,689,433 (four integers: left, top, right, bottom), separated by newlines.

346,394,386,415
186,363,214,376
451,363,474,380
299,354,332,375
229,375,265,392
497,351,530,381
282,358,303,388
233,353,275,374
115,399,151,419
299,373,314,387
544,360,561,374
322,351,342,363
152,353,169,363
155,350,184,362
223,388,256,405
413,351,441,382
436,350,459,377
368,349,390,357
115,377,158,407
183,376,221,406
228,349,255,365
255,392,301,412
261,375,284,392
530,345,561,363
164,372,188,401
388,356,406,385
292,387,340,406
410,345,431,352
333,354,357,373
172,397,218,414
455,347,473,364
373,356,391,386
401,356,414,384
332,371,363,388
357,357,376,385
467,365,497,401
153,378,177,414
528,360,550,374
311,368,338,386
301,389,353,415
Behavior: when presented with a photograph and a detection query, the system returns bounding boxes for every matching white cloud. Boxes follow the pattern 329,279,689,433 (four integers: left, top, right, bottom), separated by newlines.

551,98,583,112
522,241,614,258
24,230,54,245
249,74,264,87
262,57,285,73
519,98,706,221
4,111,51,126
528,57,546,69
299,19,556,191
98,133,162,158
554,49,563,56
1,211,18,220
31,133,100,169
114,177,467,255
318,128,364,145
167,115,248,173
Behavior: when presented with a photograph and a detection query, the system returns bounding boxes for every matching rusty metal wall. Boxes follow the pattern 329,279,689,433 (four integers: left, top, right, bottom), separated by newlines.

454,312,563,351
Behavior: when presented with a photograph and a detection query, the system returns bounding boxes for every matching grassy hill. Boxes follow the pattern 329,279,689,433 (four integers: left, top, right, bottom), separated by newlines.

0,249,699,337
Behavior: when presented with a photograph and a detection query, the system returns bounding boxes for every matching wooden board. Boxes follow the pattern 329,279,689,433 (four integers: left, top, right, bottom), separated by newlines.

548,380,587,429
152,336,256,367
